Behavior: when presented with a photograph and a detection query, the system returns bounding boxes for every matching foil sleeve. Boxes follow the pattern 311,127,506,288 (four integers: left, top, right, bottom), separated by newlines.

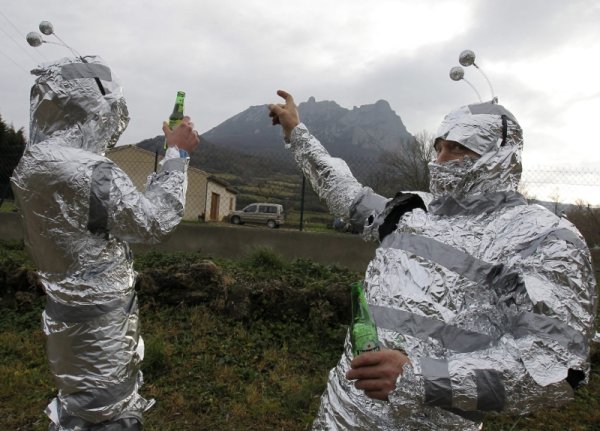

108,155,188,244
288,123,388,238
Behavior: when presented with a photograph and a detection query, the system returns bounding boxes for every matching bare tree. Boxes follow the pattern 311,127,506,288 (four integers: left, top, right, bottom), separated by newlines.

368,130,436,196
548,188,561,215
518,183,537,203
566,200,600,247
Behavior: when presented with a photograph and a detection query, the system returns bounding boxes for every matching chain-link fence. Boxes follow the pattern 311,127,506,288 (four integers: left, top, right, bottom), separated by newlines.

2,149,599,228
520,167,600,207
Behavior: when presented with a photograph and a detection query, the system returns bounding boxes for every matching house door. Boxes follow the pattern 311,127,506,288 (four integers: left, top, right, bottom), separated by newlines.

210,192,220,221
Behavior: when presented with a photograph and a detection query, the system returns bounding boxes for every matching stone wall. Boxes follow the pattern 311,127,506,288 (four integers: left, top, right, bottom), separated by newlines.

0,212,376,273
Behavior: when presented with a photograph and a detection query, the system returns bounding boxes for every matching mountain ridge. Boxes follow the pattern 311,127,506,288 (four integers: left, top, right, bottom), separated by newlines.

136,97,416,184
201,97,414,160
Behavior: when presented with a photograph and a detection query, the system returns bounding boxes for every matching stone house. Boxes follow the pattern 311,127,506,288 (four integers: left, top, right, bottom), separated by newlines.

106,145,237,222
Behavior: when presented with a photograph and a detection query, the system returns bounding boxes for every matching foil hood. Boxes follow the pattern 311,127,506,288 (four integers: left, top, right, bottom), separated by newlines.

29,56,129,153
429,101,523,198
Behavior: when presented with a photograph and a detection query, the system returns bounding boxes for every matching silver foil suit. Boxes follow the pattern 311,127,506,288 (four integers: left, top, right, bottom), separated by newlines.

285,101,597,430
11,56,189,430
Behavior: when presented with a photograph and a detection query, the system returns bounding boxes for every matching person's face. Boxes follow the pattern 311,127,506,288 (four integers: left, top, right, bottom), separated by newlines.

434,139,480,163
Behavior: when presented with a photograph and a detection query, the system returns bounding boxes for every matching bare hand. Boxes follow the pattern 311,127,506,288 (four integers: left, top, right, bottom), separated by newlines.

346,349,411,401
268,90,300,140
163,116,199,154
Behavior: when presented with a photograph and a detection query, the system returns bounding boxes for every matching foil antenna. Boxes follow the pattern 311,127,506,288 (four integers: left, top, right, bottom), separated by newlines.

26,20,106,95
26,20,82,58
449,66,482,102
458,49,496,102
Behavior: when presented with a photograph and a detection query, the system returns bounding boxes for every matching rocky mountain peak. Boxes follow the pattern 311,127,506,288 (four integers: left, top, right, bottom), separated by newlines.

198,97,414,168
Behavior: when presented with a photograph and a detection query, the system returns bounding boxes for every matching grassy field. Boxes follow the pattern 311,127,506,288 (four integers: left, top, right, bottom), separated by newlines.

0,200,17,213
1,241,599,430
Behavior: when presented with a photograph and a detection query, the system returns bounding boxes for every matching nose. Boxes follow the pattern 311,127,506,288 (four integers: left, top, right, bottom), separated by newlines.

436,146,453,163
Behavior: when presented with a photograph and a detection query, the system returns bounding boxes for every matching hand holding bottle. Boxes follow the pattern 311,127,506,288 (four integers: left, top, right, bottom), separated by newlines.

163,116,199,154
348,281,411,401
350,281,380,356
346,349,411,401
163,90,198,157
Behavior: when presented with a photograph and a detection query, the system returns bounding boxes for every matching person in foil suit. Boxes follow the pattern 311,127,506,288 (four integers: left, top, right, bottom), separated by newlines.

268,90,597,430
11,56,199,430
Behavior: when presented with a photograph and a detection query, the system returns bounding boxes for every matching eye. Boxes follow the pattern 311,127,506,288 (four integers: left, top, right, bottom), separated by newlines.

450,142,466,154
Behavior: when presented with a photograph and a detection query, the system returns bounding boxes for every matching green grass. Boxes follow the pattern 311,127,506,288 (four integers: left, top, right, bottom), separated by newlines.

283,210,338,233
1,242,599,430
141,305,341,430
0,300,344,431
0,199,17,212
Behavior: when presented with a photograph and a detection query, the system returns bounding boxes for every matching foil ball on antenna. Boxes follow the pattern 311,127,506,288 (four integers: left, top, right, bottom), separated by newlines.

39,21,54,36
457,49,495,100
26,32,43,47
449,66,464,81
459,49,476,67
26,20,81,58
448,65,481,102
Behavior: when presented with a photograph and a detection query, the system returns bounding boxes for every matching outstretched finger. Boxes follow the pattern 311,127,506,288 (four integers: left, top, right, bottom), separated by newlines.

276,89,295,106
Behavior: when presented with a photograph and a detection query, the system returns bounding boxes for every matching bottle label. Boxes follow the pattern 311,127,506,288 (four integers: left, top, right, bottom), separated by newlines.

352,322,380,356
350,281,380,356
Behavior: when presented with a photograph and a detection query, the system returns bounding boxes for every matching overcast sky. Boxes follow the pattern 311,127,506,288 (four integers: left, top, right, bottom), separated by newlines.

1,0,599,201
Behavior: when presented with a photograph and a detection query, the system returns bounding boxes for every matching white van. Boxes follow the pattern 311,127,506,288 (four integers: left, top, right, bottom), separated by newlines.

229,203,284,228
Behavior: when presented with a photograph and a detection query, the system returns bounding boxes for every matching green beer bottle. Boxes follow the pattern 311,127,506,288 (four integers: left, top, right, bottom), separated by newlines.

164,91,187,157
350,281,380,356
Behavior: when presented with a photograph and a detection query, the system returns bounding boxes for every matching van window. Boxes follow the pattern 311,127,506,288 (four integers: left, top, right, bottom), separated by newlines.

259,205,277,213
244,205,257,213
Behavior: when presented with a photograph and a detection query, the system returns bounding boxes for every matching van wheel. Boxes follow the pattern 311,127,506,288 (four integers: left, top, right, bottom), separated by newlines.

231,216,241,225
266,220,276,229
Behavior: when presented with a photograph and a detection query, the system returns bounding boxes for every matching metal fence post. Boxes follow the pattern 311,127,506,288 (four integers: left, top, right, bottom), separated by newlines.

299,175,306,231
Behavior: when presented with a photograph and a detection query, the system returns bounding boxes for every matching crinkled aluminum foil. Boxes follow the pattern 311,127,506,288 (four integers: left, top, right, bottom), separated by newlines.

287,103,596,430
29,56,129,152
11,56,188,429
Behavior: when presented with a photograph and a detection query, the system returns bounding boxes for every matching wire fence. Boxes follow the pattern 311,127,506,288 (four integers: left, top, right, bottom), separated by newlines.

520,168,599,206
1,151,599,228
